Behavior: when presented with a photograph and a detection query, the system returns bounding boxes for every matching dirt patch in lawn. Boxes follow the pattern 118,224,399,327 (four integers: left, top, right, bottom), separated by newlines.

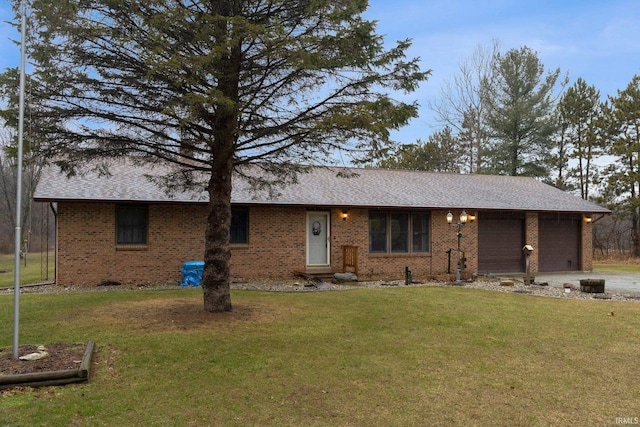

89,297,296,333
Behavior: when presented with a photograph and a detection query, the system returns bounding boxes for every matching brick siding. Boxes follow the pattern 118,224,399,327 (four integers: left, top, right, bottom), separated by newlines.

55,202,594,285
57,202,207,285
525,212,540,273
581,219,593,271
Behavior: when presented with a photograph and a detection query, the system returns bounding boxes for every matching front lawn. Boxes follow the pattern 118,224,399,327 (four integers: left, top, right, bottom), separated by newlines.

2,286,639,426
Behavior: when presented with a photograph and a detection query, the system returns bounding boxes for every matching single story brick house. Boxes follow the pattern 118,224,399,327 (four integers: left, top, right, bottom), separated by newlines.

34,160,610,285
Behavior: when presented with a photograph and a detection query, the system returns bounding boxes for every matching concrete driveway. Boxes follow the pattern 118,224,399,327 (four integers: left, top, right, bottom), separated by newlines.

525,271,640,293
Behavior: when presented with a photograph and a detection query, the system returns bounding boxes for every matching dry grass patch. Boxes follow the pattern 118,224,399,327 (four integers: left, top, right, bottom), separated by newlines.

88,295,298,333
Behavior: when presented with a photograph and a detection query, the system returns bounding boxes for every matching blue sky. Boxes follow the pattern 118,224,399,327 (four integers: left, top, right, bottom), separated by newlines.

1,0,639,144
365,0,640,142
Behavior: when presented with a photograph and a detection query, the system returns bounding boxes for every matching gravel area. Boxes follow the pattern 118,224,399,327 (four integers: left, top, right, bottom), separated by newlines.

2,276,640,301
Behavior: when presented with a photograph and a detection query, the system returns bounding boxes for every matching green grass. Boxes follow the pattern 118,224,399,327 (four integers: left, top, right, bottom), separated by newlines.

594,262,640,273
0,252,54,288
2,287,640,426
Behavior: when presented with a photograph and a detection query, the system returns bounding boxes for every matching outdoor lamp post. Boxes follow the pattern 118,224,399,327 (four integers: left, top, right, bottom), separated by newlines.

447,210,468,283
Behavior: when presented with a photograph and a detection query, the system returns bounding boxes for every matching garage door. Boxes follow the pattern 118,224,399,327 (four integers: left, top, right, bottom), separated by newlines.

539,215,581,271
478,212,525,274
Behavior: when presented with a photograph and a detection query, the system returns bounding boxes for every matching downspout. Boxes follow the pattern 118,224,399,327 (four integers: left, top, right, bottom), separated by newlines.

50,202,58,285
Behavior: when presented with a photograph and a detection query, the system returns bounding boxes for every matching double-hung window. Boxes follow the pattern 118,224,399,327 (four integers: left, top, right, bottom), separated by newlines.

116,205,148,245
230,207,249,245
369,211,430,254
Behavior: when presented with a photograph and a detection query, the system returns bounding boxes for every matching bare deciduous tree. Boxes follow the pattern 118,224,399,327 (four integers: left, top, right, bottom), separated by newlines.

427,40,500,173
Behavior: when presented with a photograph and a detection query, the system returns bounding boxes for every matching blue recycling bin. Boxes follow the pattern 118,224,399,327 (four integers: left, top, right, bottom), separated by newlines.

180,261,204,286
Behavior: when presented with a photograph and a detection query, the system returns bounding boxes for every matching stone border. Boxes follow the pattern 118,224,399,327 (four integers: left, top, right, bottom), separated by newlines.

0,340,95,390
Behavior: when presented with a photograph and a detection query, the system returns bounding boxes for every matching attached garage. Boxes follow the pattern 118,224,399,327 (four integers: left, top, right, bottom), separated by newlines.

478,212,525,274
538,214,581,271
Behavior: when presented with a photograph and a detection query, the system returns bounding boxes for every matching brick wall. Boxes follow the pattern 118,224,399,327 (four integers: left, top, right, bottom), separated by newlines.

57,202,207,285
55,202,594,285
57,202,312,284
231,205,306,279
430,209,478,280
335,208,435,281
581,219,593,271
525,212,540,273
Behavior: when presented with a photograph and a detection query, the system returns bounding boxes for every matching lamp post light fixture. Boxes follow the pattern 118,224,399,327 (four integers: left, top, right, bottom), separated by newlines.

447,210,468,283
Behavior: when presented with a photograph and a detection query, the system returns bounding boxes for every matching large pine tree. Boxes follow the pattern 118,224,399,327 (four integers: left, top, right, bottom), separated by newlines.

19,0,429,311
481,46,563,177
555,77,602,197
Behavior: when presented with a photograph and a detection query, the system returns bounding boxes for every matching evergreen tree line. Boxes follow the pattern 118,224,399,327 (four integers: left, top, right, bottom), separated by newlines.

376,42,640,257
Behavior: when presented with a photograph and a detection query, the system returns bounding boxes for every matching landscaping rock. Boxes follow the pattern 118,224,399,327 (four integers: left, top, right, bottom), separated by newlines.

333,272,358,283
305,277,333,290
3,276,639,301
18,346,49,361
316,281,333,290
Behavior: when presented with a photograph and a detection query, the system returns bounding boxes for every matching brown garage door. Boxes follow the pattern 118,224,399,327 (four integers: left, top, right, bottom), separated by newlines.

478,212,525,274
539,215,581,271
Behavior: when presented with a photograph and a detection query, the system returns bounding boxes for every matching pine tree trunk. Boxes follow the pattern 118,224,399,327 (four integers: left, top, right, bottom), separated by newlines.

201,0,240,313
202,157,233,313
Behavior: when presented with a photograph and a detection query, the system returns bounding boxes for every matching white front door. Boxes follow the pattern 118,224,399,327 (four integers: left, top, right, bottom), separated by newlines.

307,212,330,266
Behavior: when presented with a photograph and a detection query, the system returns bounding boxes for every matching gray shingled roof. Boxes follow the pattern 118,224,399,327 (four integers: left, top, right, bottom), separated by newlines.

34,159,610,213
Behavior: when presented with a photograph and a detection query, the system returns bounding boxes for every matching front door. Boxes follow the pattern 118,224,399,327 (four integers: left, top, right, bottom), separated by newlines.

307,212,330,266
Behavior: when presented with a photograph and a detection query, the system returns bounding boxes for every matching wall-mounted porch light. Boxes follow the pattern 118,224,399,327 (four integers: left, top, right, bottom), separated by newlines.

341,210,349,221
583,215,592,223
